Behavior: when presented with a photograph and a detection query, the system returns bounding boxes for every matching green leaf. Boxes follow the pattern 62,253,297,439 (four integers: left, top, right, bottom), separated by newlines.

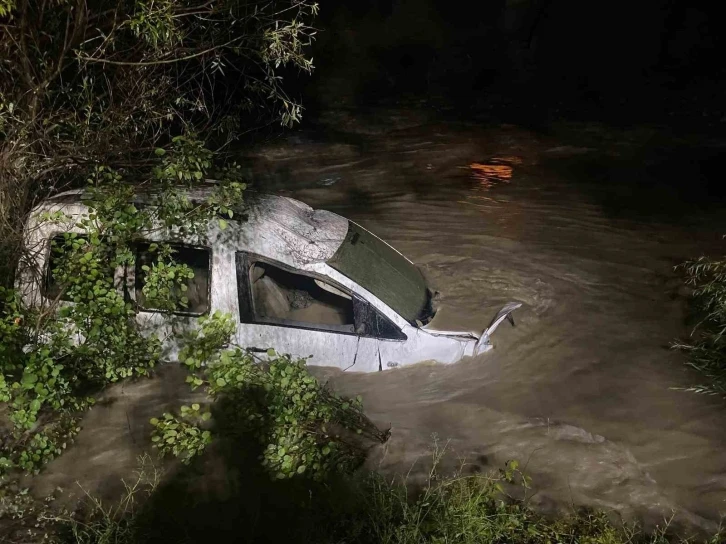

154,148,166,156
218,219,228,230
22,372,38,386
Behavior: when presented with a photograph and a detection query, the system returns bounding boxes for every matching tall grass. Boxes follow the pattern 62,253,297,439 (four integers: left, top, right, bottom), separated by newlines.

674,251,726,396
52,456,164,544
32,446,722,544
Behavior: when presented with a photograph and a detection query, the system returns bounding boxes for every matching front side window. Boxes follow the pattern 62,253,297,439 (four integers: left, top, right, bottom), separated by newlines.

236,254,406,340
247,261,355,333
135,243,211,315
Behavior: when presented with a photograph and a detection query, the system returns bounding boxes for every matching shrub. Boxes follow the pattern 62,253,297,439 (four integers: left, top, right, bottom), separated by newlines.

674,251,726,396
151,312,389,480
150,409,212,465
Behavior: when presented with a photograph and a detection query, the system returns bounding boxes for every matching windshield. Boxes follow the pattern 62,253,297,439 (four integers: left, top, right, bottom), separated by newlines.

327,222,432,324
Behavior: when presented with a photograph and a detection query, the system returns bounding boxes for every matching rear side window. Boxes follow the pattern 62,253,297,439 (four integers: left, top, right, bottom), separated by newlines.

45,234,79,301
44,234,114,302
135,243,211,315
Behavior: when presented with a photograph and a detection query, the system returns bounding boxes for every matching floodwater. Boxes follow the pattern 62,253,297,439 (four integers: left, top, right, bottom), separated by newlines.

31,107,726,535
242,107,726,533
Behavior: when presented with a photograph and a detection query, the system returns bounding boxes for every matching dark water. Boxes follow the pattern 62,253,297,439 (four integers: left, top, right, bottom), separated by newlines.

33,107,726,535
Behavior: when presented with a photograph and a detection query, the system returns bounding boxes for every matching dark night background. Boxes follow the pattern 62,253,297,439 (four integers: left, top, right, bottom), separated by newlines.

297,0,724,130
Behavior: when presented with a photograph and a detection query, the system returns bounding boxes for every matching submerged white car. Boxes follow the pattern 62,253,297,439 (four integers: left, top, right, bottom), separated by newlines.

17,189,521,372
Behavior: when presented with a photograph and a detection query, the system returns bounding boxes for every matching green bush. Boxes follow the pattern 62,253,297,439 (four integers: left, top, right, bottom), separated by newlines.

674,251,726,396
151,312,389,480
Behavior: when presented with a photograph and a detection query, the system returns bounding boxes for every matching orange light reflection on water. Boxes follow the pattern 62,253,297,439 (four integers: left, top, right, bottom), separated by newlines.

466,159,516,190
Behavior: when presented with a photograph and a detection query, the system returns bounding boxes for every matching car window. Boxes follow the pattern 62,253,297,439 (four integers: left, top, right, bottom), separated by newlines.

236,254,406,340
135,243,211,315
245,261,355,333
352,297,407,341
327,222,433,325
44,234,114,302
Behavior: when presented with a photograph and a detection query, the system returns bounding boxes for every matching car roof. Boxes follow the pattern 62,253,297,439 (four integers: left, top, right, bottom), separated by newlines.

32,187,350,268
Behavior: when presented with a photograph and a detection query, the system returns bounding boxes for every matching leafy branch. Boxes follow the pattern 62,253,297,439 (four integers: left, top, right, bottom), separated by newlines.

151,312,389,479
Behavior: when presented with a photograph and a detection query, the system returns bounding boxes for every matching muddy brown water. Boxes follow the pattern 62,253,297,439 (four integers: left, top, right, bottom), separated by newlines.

31,108,726,535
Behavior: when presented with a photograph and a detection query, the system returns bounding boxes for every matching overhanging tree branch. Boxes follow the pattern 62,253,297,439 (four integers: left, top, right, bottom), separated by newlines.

76,36,246,66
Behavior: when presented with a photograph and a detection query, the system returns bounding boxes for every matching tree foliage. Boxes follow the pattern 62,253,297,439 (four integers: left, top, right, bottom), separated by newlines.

0,0,383,498
0,0,318,282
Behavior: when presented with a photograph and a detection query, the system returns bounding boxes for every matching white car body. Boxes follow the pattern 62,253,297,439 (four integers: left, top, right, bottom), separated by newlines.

16,189,521,372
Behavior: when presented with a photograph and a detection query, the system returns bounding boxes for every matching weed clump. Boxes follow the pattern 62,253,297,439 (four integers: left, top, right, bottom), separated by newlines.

674,250,726,396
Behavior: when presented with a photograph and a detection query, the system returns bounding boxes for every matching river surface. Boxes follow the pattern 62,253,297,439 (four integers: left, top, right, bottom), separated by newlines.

240,107,726,533
32,106,726,535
